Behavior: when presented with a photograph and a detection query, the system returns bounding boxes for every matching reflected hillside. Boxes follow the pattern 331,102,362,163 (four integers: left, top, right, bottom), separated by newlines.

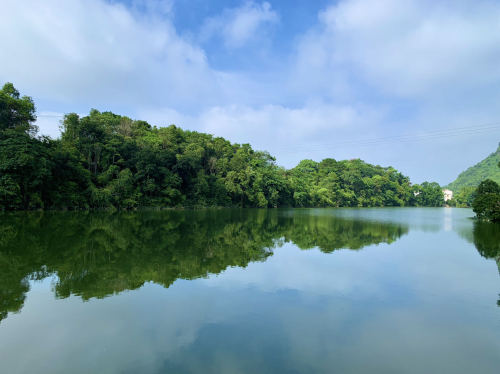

0,209,408,322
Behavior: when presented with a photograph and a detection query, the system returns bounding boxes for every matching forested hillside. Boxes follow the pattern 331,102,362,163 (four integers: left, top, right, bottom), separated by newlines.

447,144,500,191
0,83,443,210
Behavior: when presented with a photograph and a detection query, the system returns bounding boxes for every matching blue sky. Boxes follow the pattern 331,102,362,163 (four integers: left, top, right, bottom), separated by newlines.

2,0,500,184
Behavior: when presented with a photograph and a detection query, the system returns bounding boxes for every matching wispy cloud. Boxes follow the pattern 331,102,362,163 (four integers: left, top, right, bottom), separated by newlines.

0,0,221,110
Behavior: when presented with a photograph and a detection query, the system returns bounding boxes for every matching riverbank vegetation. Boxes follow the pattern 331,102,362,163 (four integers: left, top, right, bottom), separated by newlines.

472,179,500,222
1,83,445,210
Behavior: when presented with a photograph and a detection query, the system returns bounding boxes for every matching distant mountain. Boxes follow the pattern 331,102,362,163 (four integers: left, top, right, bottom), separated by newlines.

447,143,500,191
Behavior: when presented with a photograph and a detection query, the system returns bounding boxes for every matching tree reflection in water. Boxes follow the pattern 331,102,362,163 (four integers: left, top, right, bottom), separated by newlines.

471,221,500,306
0,209,409,322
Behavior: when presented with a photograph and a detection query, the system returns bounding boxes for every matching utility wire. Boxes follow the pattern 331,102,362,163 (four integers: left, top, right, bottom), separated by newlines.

276,123,500,153
37,114,65,118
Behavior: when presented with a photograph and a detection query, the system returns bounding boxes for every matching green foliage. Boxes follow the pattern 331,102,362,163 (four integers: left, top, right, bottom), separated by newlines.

0,82,37,135
0,82,445,210
447,186,476,207
287,158,412,207
0,130,53,209
472,179,500,221
410,182,445,207
447,143,500,191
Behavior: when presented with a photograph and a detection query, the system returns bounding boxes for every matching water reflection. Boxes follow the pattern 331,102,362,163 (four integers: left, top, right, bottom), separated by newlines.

472,221,500,262
1,209,499,374
458,219,500,273
0,209,408,323
471,221,500,306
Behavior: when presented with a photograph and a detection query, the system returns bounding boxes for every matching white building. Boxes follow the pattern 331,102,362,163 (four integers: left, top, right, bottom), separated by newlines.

443,189,453,202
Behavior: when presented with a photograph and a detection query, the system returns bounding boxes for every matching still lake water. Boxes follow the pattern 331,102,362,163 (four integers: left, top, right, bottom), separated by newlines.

0,208,499,373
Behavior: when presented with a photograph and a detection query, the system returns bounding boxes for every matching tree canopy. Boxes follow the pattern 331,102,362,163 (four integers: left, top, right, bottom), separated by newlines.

0,83,445,210
472,179,500,222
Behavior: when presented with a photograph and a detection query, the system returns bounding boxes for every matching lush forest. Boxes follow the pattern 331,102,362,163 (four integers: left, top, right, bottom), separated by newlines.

447,143,500,192
0,83,445,210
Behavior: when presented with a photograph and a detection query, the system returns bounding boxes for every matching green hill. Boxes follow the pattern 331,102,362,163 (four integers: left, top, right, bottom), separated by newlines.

447,143,500,191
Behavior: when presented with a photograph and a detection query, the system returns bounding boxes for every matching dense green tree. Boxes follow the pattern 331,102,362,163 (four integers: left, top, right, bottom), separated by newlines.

0,83,37,134
0,83,52,209
288,158,412,207
472,179,500,221
411,182,444,207
0,132,50,209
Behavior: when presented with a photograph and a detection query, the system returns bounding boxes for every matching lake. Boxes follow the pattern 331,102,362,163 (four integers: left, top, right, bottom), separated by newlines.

0,208,499,373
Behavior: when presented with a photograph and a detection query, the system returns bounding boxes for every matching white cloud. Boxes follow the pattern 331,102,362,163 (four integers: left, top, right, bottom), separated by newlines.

0,0,223,109
197,103,368,148
2,0,500,182
201,1,279,48
139,101,383,167
294,0,500,97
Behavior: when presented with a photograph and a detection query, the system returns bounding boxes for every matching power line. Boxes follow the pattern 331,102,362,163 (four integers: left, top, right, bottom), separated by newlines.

37,114,65,118
276,122,500,153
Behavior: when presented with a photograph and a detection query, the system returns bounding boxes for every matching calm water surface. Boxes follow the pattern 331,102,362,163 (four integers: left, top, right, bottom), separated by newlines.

0,208,499,373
